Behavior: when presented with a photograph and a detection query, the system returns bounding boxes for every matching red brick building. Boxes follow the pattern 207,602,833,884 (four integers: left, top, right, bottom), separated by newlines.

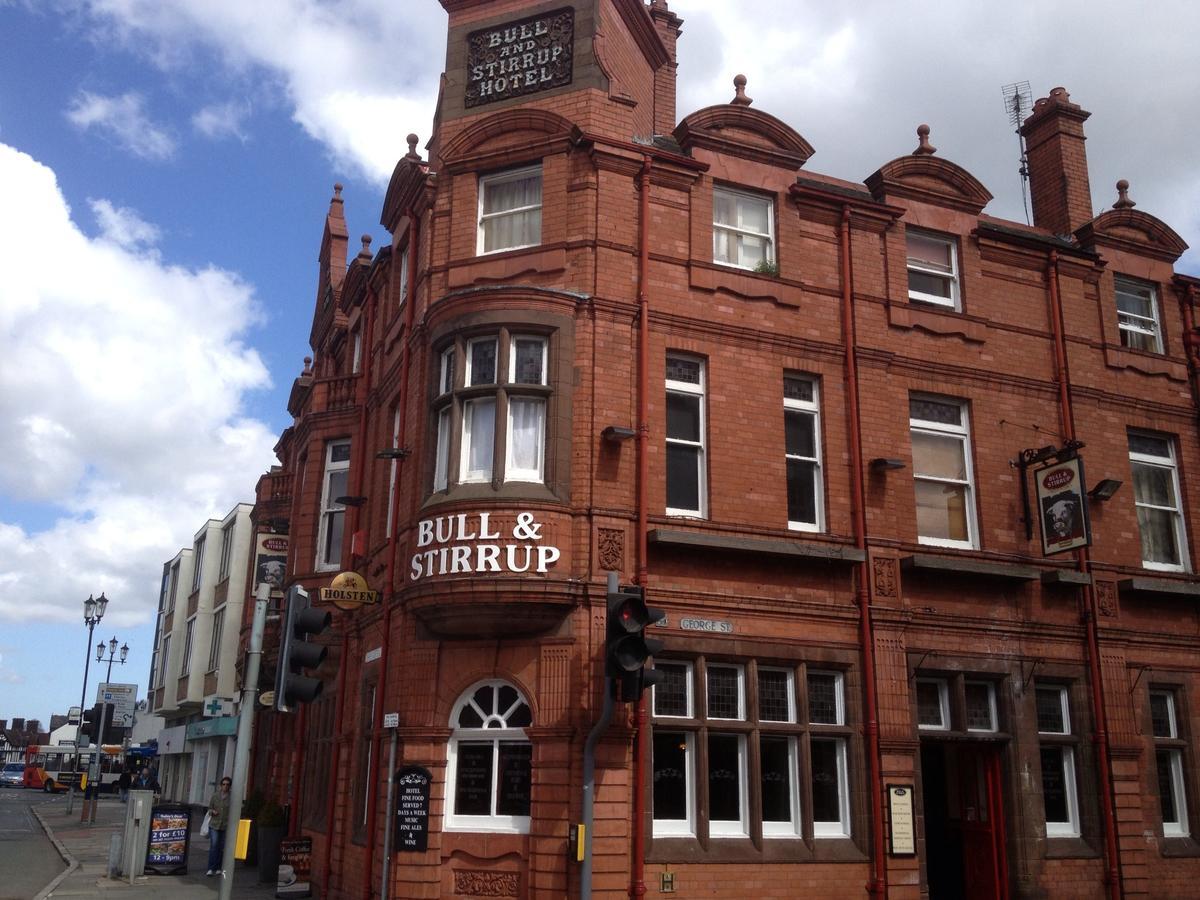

246,2,1200,897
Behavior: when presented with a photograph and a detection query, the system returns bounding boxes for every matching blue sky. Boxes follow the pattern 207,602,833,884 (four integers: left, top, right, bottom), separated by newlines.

1,0,1198,723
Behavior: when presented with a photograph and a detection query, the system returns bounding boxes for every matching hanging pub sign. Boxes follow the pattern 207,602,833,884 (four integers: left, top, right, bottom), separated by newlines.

1035,456,1091,556
318,571,379,611
410,511,561,581
465,7,574,108
394,766,432,853
255,533,289,596
144,805,191,875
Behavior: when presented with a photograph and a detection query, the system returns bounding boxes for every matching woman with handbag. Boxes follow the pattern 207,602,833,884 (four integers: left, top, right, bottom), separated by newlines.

205,776,232,876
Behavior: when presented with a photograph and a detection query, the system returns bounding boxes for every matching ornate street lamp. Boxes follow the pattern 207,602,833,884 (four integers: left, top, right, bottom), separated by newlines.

67,593,108,815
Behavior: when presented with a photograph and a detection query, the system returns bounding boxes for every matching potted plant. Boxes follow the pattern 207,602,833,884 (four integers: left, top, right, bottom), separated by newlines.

255,797,286,883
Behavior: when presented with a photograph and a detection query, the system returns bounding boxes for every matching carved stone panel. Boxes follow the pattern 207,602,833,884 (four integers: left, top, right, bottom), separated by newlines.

598,527,624,572
454,870,520,897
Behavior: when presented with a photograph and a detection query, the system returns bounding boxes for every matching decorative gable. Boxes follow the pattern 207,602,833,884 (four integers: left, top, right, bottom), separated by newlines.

866,125,992,214
674,76,814,171
437,108,580,174
1075,185,1188,263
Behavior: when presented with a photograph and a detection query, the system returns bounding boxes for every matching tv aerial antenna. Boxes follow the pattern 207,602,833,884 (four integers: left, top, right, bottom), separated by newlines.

1001,81,1034,225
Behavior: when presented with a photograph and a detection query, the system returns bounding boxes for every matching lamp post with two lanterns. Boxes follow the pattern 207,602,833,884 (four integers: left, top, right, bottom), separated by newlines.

66,593,108,815
85,635,128,824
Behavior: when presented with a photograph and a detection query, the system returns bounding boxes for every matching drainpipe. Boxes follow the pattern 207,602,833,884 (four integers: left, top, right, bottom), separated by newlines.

839,207,886,897
363,207,420,900
323,272,379,890
1178,283,1200,413
1046,251,1121,899
628,155,652,900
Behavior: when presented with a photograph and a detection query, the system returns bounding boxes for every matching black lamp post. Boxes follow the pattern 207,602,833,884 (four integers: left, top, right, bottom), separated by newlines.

67,593,108,814
88,635,129,822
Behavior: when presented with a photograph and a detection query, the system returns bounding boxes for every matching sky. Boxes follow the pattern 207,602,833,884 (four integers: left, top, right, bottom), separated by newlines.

1,0,1197,723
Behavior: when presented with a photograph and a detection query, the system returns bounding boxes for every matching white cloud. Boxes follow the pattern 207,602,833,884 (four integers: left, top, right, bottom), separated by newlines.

65,90,177,160
90,198,162,250
0,143,277,625
192,100,250,141
78,0,446,184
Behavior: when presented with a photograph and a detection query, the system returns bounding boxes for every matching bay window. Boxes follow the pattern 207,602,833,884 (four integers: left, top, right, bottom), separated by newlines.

431,331,551,493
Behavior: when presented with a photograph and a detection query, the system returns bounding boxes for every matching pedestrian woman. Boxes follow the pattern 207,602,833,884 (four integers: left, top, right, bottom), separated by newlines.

206,775,232,876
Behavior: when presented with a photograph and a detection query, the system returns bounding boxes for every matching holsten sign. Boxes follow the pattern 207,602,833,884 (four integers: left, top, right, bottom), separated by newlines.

410,511,561,581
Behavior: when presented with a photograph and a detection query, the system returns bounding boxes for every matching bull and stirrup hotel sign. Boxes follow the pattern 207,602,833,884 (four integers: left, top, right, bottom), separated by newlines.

465,8,574,108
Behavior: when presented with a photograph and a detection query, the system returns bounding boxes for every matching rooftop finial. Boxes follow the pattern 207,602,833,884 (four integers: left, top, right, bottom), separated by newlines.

333,183,343,199
302,356,313,376
406,134,421,161
731,74,752,107
358,234,373,260
1113,179,1136,209
914,124,937,156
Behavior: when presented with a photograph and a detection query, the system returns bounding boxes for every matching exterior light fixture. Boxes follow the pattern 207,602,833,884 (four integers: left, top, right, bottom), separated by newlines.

96,641,106,661
602,426,637,442
870,458,907,471
95,592,109,620
120,643,129,663
1088,479,1122,501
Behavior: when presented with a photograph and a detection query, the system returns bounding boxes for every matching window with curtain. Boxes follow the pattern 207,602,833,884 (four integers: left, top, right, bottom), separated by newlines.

431,330,551,494
910,396,977,548
1115,276,1162,353
1129,431,1189,572
445,680,533,833
478,166,542,254
906,228,960,308
713,186,774,269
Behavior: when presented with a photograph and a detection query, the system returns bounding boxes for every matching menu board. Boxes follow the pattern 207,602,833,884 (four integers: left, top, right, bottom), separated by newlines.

394,766,432,853
145,805,191,875
887,785,916,856
276,837,312,898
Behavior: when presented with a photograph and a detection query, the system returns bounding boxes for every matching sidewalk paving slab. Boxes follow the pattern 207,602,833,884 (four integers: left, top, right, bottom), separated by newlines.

34,796,278,900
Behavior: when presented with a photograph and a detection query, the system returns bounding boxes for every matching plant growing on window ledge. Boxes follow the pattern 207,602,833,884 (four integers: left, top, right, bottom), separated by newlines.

754,258,779,277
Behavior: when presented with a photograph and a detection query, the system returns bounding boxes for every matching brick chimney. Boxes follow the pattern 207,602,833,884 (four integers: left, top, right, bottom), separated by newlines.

11,717,24,732
1020,87,1094,236
649,0,682,136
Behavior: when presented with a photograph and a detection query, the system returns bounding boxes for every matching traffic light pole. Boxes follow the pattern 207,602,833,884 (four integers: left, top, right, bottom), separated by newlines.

218,583,269,900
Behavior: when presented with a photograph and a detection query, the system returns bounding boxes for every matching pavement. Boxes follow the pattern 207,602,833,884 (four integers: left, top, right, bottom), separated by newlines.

32,793,279,900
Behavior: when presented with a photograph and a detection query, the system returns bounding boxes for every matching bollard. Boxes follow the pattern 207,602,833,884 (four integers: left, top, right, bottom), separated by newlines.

107,832,122,878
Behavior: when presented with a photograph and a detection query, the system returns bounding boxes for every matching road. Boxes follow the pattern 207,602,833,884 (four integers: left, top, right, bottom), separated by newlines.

0,788,67,900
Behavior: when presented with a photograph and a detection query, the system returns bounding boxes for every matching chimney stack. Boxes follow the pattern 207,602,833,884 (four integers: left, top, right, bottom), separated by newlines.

1020,87,1094,236
649,0,682,136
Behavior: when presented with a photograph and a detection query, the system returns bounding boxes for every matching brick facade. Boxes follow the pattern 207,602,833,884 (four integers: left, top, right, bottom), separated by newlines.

245,2,1200,898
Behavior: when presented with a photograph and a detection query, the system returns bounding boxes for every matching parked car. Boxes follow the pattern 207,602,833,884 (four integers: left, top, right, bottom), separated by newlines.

1,762,25,788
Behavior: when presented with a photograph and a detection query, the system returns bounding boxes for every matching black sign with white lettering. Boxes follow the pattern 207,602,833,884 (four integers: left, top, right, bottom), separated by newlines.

465,8,574,108
393,765,432,853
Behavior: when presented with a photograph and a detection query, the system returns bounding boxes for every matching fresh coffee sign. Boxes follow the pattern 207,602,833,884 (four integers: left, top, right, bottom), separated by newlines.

465,8,574,108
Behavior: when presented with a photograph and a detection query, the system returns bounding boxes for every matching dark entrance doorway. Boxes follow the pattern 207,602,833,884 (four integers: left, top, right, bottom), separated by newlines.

920,742,1009,900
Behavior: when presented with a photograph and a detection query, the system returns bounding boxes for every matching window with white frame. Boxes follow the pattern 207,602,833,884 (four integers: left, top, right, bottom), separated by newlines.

1150,689,1190,837
906,228,959,309
351,329,363,374
398,243,409,308
478,166,542,255
180,617,195,677
445,681,532,833
191,537,205,593
432,332,551,493
965,680,998,733
665,355,706,517
916,678,950,730
317,440,351,571
1129,432,1189,572
713,186,774,270
1036,684,1080,838
910,396,977,548
651,660,851,841
207,607,224,673
1115,276,1162,353
784,375,823,531
217,522,234,581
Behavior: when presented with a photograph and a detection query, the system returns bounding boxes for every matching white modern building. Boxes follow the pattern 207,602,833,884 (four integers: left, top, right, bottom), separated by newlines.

149,503,254,806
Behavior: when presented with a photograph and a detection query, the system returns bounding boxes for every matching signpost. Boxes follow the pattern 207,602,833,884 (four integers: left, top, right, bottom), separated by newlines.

379,714,400,900
98,682,137,728
393,767,432,853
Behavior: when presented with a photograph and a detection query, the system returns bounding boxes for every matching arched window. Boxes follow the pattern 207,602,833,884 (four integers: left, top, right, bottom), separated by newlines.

445,680,533,832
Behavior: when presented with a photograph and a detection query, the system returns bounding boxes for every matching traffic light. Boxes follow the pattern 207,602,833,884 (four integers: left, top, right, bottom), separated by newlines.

605,584,665,702
79,705,99,745
274,585,332,712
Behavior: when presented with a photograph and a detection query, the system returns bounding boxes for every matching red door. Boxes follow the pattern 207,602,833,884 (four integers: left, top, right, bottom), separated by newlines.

960,746,1009,899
